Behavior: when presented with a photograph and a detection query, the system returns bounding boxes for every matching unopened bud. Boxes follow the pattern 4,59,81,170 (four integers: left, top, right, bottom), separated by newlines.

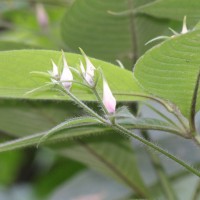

60,56,73,90
103,78,116,114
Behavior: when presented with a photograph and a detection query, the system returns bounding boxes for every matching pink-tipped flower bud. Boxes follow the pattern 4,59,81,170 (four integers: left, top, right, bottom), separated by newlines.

60,56,73,90
103,78,116,114
85,56,95,83
80,49,96,86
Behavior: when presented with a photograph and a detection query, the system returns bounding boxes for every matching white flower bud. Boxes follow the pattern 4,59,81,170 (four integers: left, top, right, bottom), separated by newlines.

85,57,95,86
60,56,73,90
80,49,96,86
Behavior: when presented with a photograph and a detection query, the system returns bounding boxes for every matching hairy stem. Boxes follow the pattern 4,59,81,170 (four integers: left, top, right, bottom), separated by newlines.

65,89,107,124
113,123,200,177
142,132,178,200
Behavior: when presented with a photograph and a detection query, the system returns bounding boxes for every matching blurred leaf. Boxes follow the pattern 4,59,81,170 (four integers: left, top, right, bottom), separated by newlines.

0,0,29,13
138,0,200,25
0,41,35,51
49,170,132,200
0,4,66,49
54,134,149,197
61,0,170,68
134,29,200,118
0,50,145,101
34,157,84,198
0,150,24,185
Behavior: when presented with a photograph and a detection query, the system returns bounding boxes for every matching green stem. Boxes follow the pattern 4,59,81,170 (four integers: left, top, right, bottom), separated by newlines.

92,88,110,116
113,123,200,177
190,70,200,133
143,132,178,200
66,89,107,124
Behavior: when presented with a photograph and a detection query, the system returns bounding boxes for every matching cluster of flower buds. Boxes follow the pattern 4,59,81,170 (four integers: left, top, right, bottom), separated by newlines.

50,52,116,114
49,55,73,91
79,53,96,86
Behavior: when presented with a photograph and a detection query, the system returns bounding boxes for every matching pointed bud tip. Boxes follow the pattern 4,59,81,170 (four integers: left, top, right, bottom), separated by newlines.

50,59,59,78
79,60,85,74
181,16,188,34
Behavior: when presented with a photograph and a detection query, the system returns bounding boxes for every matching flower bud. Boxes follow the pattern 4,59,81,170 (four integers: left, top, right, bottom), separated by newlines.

49,60,59,83
103,78,116,114
80,49,96,86
60,56,73,90
35,3,49,30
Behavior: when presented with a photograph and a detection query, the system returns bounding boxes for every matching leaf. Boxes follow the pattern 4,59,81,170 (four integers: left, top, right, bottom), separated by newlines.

61,0,170,67
0,50,145,101
0,41,34,51
0,123,109,153
0,150,24,185
34,157,84,198
138,0,200,25
49,170,132,200
55,134,149,197
134,29,200,118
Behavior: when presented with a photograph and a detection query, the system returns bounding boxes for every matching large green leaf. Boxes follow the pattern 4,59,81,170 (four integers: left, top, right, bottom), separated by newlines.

61,0,170,67
138,0,200,25
0,50,144,101
134,29,200,118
